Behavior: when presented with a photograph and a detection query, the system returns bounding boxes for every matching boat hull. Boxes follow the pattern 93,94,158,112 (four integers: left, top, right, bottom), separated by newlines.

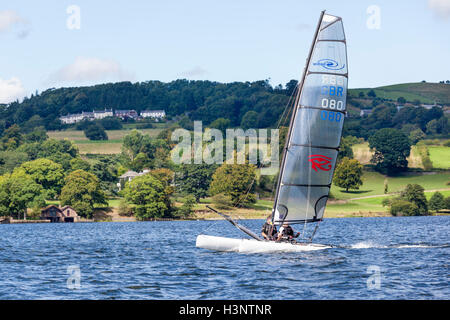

196,235,331,253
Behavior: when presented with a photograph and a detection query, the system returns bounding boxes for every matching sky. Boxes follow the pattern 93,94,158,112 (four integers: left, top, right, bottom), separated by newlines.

0,0,449,103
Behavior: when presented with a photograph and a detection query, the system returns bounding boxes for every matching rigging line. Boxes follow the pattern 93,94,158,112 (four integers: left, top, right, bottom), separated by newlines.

202,85,298,231
234,81,298,212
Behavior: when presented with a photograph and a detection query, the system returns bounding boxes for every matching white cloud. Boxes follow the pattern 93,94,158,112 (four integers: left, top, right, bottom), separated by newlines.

0,10,31,38
179,66,208,78
0,77,26,104
428,0,450,20
48,57,135,84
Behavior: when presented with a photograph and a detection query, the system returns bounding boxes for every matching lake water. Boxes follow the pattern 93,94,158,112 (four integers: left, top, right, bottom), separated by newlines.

0,216,448,300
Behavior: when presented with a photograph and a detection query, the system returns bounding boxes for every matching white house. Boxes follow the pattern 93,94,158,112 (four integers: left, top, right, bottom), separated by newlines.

94,109,113,119
360,109,373,117
60,113,84,124
117,169,150,190
141,110,166,119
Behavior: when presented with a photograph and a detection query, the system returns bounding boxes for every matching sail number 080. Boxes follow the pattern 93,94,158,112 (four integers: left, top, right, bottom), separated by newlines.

321,98,344,110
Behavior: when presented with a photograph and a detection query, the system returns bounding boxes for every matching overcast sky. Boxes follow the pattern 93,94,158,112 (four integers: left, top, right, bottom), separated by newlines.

1,0,449,103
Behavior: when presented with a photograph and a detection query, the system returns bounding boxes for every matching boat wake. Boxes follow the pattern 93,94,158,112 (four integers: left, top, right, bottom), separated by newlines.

345,241,449,250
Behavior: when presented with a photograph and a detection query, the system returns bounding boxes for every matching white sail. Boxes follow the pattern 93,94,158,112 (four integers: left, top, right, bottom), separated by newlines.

273,12,348,225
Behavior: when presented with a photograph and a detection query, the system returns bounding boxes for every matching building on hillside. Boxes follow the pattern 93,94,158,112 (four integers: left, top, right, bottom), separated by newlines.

40,205,80,223
115,110,138,120
81,111,95,121
421,104,442,110
60,113,84,124
141,110,166,119
94,109,113,119
360,109,373,117
396,105,405,112
117,169,150,190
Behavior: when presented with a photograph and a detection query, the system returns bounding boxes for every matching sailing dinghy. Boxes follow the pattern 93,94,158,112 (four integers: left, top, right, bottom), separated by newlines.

196,11,347,253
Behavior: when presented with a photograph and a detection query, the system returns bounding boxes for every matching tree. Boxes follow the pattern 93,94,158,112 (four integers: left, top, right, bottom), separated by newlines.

1,124,22,150
209,118,231,132
38,139,79,170
367,90,376,98
70,157,91,172
397,97,406,104
445,197,450,210
84,123,108,140
15,158,64,199
24,127,48,143
429,192,445,212
177,164,217,201
177,195,196,217
409,129,425,145
401,184,428,215
60,170,107,218
209,163,256,206
368,128,411,175
389,199,420,216
0,171,45,219
0,150,29,175
122,174,172,220
122,130,144,161
99,117,122,130
333,157,363,192
337,136,355,162
240,111,258,130
178,115,194,130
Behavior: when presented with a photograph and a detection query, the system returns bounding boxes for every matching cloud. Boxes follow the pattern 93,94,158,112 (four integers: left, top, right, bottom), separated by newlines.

0,77,26,104
0,10,31,38
48,57,135,84
179,66,208,78
428,0,450,20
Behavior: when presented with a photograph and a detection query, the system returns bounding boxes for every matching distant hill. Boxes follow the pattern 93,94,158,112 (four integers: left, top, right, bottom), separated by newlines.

1,80,448,132
349,82,450,105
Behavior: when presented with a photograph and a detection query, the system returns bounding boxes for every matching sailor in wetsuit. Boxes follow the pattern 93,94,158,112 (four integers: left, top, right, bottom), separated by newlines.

261,216,277,240
276,223,300,242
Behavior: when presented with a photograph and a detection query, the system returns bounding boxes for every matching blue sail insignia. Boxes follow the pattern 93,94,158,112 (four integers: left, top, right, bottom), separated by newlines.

313,59,345,70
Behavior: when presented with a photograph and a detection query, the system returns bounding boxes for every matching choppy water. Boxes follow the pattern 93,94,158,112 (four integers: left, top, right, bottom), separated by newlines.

0,216,448,299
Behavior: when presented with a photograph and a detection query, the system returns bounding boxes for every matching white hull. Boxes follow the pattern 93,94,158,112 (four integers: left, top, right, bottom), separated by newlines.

196,235,331,253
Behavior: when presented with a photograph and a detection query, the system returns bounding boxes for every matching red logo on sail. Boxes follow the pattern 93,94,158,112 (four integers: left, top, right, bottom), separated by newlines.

308,154,332,172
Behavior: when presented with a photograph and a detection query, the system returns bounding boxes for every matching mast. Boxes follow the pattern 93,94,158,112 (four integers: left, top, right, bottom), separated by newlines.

271,10,325,223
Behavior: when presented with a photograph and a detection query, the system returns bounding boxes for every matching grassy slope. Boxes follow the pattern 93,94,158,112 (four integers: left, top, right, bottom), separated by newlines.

349,82,450,104
47,128,163,154
428,146,450,169
330,170,450,200
352,141,450,170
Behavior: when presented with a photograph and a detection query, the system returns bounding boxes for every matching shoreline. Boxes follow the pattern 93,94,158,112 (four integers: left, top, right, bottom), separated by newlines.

2,212,449,224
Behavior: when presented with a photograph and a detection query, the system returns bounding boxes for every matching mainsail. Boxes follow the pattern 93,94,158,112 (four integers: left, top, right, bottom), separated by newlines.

273,11,348,225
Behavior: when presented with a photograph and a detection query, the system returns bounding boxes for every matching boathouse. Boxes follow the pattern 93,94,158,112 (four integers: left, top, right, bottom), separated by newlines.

40,205,80,223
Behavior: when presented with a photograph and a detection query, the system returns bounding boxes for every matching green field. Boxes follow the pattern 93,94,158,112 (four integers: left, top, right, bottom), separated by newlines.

349,82,450,104
47,128,163,154
428,146,450,169
330,170,450,200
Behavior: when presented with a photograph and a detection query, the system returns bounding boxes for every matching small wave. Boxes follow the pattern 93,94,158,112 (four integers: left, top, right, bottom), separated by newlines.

349,241,387,249
395,244,449,249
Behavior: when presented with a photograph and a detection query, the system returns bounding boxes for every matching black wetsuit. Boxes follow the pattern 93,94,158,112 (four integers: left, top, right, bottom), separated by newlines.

261,222,277,240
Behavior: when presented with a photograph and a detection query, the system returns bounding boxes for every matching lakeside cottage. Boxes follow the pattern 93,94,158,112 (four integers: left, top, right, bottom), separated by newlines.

40,205,80,223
